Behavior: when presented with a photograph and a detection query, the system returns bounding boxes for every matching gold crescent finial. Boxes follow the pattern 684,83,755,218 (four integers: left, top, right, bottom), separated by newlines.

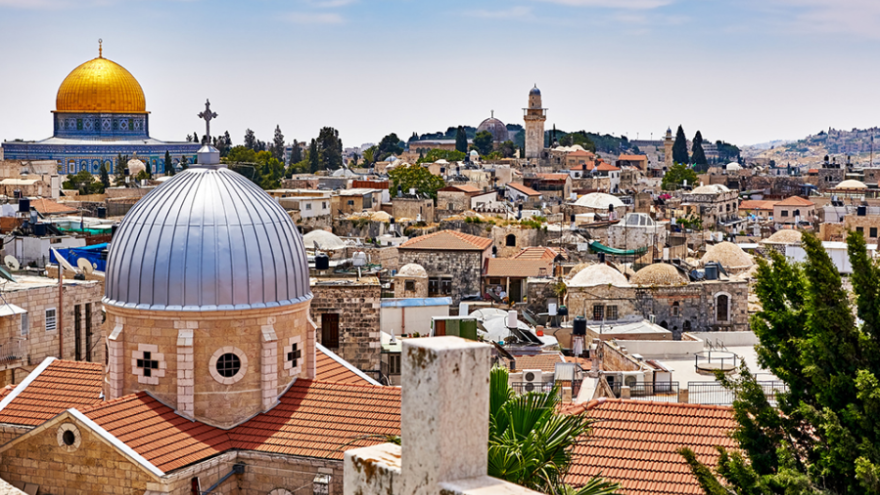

98,38,103,58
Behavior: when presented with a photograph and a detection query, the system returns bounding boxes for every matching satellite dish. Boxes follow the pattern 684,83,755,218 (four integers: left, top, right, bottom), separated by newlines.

77,258,94,275
4,256,19,271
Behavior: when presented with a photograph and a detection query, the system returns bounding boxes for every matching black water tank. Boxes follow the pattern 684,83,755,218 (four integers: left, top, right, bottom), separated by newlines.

573,316,587,336
705,262,719,280
33,223,47,236
315,252,330,270
18,198,29,213
97,206,107,219
858,206,867,216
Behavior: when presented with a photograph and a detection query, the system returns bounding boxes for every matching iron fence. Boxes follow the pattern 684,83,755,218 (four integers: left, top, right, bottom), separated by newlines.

610,381,680,403
688,381,788,405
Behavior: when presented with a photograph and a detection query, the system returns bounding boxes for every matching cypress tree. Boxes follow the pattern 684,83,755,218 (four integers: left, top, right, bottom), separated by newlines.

273,125,285,161
308,139,320,173
290,140,302,164
455,126,468,153
164,151,175,176
180,155,189,171
691,130,707,170
672,125,689,165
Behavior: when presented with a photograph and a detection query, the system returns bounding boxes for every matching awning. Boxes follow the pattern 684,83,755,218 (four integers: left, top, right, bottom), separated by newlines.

0,304,26,317
588,241,648,256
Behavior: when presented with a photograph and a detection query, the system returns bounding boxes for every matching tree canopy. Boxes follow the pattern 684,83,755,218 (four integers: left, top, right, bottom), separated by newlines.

691,130,708,170
376,133,404,161
672,125,689,165
317,127,343,171
387,164,446,201
473,130,494,156
684,231,880,495
415,149,467,165
272,125,285,161
558,131,597,152
455,126,468,153
62,169,104,195
661,163,698,191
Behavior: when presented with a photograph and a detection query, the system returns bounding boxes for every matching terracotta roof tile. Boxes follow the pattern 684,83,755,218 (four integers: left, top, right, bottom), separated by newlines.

510,353,564,373
441,185,482,194
398,230,493,251
567,150,594,157
484,258,552,278
739,200,777,210
506,182,542,196
512,247,565,261
316,345,378,385
535,173,570,181
0,359,103,426
618,154,648,161
564,399,736,495
31,198,77,215
776,196,815,207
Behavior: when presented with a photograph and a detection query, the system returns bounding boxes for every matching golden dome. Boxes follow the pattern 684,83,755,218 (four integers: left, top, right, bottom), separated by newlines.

55,55,146,114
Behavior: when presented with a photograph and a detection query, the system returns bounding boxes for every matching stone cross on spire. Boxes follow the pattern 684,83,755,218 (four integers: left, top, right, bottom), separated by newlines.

198,99,218,144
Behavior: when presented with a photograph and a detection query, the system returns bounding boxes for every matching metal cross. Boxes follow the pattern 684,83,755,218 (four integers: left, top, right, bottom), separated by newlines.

197,99,218,144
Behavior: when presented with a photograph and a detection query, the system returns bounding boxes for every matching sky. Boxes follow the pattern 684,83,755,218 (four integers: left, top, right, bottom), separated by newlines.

1,0,879,150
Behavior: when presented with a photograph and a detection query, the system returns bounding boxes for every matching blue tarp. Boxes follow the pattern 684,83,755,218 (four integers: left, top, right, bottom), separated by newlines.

49,243,109,272
381,297,453,308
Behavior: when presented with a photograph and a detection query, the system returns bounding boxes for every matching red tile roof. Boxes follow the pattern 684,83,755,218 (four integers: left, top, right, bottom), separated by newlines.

618,154,648,161
31,198,77,216
506,182,542,196
739,200,777,211
398,230,493,251
0,358,103,426
484,258,552,278
440,185,482,194
567,150,594,157
316,345,380,385
511,353,564,373
565,399,736,495
81,379,401,473
776,196,815,207
570,162,620,172
512,247,565,261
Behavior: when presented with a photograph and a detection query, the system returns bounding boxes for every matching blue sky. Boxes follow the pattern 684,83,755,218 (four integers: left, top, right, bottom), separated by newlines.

1,0,879,149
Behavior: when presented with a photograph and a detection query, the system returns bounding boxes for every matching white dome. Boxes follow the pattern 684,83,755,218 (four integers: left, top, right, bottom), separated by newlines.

567,263,629,288
726,162,742,171
836,180,867,190
303,229,346,250
701,242,754,271
631,263,685,286
691,184,730,194
396,263,427,278
105,167,311,311
573,192,625,210
127,158,146,177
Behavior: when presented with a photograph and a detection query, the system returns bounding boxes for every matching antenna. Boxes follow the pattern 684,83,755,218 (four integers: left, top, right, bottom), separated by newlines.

77,258,94,275
4,256,19,271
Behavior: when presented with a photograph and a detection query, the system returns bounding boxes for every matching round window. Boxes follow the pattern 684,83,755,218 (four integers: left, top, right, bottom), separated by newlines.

216,353,241,378
62,430,76,446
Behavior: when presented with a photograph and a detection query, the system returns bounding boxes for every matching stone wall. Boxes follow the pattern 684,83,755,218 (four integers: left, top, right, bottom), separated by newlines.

436,191,471,214
392,198,434,223
491,225,547,258
398,250,486,305
310,280,381,372
394,276,428,298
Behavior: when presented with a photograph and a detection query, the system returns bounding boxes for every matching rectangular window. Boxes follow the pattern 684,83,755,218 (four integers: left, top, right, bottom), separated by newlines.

45,308,57,332
20,312,28,337
404,280,415,292
347,200,355,206
592,305,605,321
857,227,865,234
85,303,92,362
428,278,452,296
871,228,878,238
321,313,340,349
305,203,312,210
440,278,452,295
781,210,788,217
448,203,454,211
322,202,327,209
389,353,401,375
74,304,82,361
606,305,619,321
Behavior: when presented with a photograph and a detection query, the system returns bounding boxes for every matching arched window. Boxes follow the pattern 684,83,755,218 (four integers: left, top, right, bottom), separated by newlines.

659,320,668,329
506,234,517,247
672,301,680,316
716,294,730,322
683,320,692,332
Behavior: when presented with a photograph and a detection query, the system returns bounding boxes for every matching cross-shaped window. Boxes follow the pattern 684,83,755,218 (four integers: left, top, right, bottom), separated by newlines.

137,352,159,377
287,343,302,368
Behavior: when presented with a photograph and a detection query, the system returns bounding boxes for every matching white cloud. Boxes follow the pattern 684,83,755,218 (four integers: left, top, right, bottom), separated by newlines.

466,6,532,18
285,11,345,24
533,0,674,9
306,0,356,8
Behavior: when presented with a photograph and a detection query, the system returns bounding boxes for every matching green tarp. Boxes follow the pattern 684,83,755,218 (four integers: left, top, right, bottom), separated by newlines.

588,241,648,256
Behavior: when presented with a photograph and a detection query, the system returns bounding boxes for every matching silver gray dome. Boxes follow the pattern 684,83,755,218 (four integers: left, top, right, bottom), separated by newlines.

104,167,311,311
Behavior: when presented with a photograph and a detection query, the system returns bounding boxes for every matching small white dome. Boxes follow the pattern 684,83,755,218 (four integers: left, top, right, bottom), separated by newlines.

396,263,427,278
836,179,867,190
691,184,730,194
701,241,754,271
303,229,346,250
567,263,629,288
631,263,685,286
573,192,625,210
127,158,146,177
726,162,742,171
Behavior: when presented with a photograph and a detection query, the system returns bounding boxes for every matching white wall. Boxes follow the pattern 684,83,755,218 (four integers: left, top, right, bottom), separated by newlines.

381,304,450,336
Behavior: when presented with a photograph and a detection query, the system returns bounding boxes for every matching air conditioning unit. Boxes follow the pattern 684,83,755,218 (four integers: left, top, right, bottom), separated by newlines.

522,369,543,392
621,371,646,388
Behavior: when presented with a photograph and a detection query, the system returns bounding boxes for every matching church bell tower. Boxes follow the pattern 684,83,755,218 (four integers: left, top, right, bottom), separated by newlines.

524,85,547,160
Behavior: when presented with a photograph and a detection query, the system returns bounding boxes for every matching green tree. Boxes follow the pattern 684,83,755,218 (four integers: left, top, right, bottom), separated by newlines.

473,130,494,156
558,131,597,152
272,125,285,161
317,127,343,170
716,140,741,163
488,367,621,495
499,140,517,158
62,169,104,195
180,155,189,171
683,231,880,494
455,126,468,153
415,149,467,165
290,140,302,164
661,163,698,191
164,151,175,176
114,154,127,186
376,133,404,161
387,164,446,201
691,130,708,170
362,146,377,167
244,128,256,149
309,139,320,173
672,125,689,165
99,162,110,188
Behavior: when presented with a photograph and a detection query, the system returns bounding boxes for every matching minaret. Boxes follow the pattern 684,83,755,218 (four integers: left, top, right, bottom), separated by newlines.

524,85,547,159
664,127,673,168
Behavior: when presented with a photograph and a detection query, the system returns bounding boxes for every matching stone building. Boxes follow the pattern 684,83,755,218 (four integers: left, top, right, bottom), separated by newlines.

311,275,382,372
607,212,668,251
505,182,542,207
491,225,547,258
524,173,572,201
0,145,402,495
773,196,815,226
524,86,547,160
681,184,740,230
437,185,487,214
397,230,493,304
394,263,428,298
391,195,434,223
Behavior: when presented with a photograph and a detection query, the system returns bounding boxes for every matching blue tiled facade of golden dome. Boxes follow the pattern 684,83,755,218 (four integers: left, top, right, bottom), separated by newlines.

2,42,200,175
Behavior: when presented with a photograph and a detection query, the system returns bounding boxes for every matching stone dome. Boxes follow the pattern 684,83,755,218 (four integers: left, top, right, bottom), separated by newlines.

567,263,629,288
836,179,867,190
127,157,146,177
396,263,427,278
726,162,742,171
477,116,509,143
691,184,730,194
56,53,146,114
631,263,685,286
762,229,802,244
573,192,625,210
701,241,754,271
303,229,346,251
104,166,310,311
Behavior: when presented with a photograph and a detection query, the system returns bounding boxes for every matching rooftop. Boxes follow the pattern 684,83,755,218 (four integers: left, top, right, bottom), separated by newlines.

484,258,552,278
506,182,542,196
398,230,493,251
0,358,103,427
776,195,815,207
31,198,77,215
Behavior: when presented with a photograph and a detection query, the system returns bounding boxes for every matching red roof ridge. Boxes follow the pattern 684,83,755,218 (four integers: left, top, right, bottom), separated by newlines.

581,397,734,412
78,391,150,414
398,230,493,250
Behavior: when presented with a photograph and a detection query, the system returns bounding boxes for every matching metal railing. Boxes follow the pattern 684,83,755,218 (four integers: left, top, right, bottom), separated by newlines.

0,340,24,364
609,381,680,403
688,381,788,405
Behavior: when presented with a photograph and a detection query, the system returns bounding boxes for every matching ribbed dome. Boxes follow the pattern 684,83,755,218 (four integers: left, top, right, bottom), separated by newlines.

477,117,509,143
104,167,311,311
56,56,146,114
631,263,685,286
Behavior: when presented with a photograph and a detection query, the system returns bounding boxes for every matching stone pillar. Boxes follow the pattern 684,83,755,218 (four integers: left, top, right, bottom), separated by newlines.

261,322,279,410
176,328,194,418
106,321,124,400
678,388,689,404
400,337,491,495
